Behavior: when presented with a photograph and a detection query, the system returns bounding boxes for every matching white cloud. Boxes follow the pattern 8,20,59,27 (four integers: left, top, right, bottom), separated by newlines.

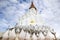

8,0,18,4
0,19,9,32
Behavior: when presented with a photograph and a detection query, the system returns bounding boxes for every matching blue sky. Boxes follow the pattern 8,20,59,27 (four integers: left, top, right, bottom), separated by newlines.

0,0,60,37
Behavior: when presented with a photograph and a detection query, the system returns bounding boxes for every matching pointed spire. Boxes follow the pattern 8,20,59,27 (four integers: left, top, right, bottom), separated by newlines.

29,2,36,10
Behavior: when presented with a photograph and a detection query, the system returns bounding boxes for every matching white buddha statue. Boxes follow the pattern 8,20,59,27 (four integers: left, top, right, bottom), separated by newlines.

19,7,45,26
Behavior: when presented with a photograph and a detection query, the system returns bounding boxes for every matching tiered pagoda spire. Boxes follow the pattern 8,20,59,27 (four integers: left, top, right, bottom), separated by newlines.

29,2,36,10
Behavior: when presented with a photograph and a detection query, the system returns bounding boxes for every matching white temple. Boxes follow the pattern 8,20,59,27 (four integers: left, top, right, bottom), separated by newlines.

1,2,57,40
